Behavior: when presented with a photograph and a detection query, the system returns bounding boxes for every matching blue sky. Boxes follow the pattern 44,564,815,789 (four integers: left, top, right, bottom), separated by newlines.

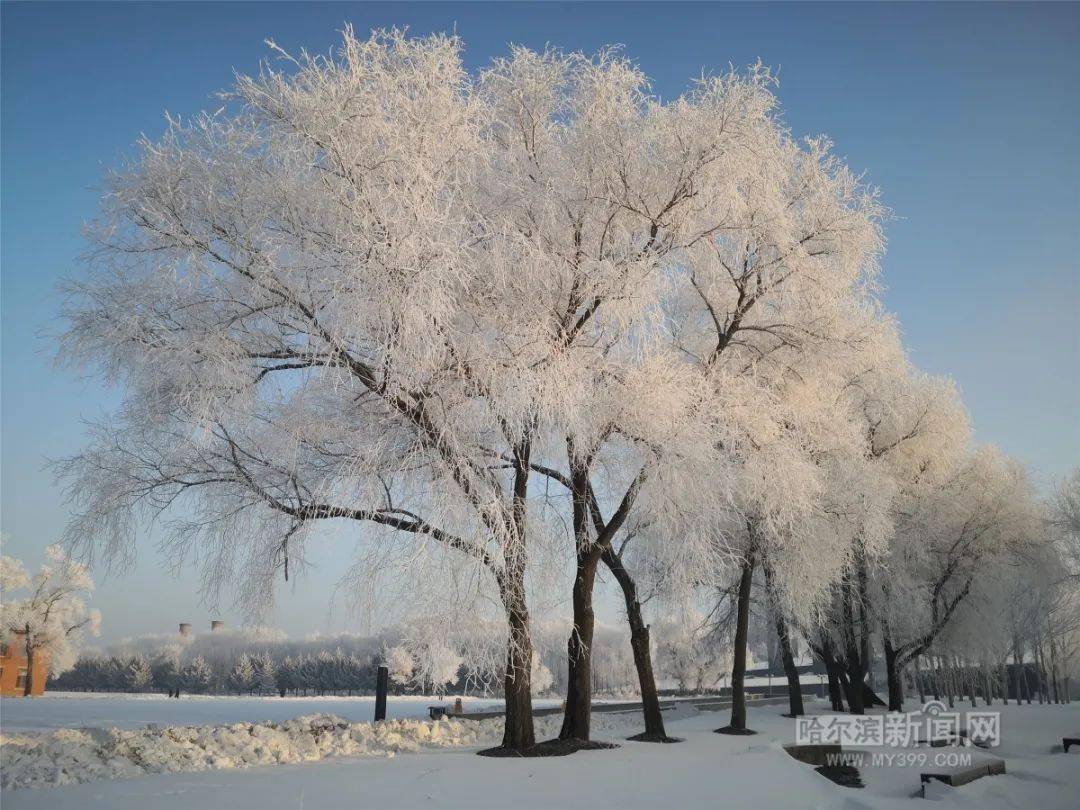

2,2,1077,643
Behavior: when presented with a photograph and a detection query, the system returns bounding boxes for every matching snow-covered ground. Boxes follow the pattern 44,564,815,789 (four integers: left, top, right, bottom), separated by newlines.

2,699,1077,809
0,692,566,732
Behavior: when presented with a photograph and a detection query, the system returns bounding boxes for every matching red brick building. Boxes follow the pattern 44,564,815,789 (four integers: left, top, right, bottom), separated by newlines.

0,633,49,697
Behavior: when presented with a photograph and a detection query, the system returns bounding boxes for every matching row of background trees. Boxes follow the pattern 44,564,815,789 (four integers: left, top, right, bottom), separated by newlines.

47,618,735,698
50,28,1079,752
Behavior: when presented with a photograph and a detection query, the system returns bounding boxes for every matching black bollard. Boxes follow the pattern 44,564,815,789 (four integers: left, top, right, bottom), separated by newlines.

375,665,388,722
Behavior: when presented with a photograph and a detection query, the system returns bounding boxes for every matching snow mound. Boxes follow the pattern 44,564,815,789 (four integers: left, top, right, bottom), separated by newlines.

1,711,639,790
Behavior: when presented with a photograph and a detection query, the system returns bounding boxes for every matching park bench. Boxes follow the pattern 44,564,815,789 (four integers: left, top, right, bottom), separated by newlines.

784,745,863,789
783,743,842,767
1063,736,1079,753
923,730,967,748
919,757,1005,796
915,728,993,749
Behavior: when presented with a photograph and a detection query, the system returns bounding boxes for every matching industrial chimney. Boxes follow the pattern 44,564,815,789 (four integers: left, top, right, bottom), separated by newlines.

210,620,225,632
179,623,192,637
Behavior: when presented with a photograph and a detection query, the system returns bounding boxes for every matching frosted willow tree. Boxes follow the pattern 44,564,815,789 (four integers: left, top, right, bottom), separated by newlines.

475,46,701,745
861,368,970,711
824,353,971,712
57,29,668,753
1052,470,1080,582
755,357,897,720
476,48,888,742
654,72,886,732
705,328,895,730
0,546,101,695
651,139,885,732
946,537,1066,708
876,446,1041,710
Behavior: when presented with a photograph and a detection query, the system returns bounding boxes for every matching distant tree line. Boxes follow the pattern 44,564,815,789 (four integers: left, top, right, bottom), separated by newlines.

49,628,401,696
50,647,385,696
48,620,730,697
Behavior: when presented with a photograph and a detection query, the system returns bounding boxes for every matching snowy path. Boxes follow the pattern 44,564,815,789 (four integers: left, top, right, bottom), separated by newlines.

3,701,1078,809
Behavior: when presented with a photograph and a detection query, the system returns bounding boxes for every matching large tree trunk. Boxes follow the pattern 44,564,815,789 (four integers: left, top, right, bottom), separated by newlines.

843,670,865,714
762,558,802,717
1035,635,1047,704
498,542,535,752
966,656,977,707
914,655,926,704
601,546,670,741
826,667,845,711
495,438,536,753
840,544,871,714
559,444,600,743
776,615,803,717
560,545,601,741
1016,643,1031,704
501,600,535,750
23,624,34,697
1011,639,1022,704
819,634,846,711
1047,617,1061,704
945,654,956,709
883,635,903,711
718,553,756,734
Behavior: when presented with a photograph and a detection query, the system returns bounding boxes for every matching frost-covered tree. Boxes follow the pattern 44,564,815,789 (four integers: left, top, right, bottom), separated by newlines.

384,645,415,687
0,545,101,695
875,446,1041,710
152,652,182,695
254,651,277,694
531,657,555,695
57,29,633,751
653,614,729,693
182,655,213,694
228,653,256,693
473,43,887,743
126,654,153,692
276,655,300,695
830,356,970,712
1052,469,1080,581
56,22,890,752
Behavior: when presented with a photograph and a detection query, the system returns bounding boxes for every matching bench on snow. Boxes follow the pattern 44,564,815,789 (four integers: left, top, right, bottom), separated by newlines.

920,758,1005,795
1064,737,1080,753
783,744,842,767
914,728,993,749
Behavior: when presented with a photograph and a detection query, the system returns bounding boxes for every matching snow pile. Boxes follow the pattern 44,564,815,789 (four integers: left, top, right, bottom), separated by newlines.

1,711,640,790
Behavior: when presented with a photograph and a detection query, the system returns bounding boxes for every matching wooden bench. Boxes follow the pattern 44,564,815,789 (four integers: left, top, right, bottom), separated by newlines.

915,728,994,749
783,743,842,767
926,730,968,748
1063,737,1079,753
920,758,1005,794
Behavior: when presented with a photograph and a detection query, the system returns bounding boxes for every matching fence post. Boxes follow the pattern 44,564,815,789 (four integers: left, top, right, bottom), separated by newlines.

375,665,388,722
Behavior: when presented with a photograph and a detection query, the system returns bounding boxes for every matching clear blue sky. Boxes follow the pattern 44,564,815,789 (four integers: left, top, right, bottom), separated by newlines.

2,2,1077,643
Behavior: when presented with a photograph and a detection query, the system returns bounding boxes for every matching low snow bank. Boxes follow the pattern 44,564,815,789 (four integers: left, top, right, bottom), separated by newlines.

0,711,640,790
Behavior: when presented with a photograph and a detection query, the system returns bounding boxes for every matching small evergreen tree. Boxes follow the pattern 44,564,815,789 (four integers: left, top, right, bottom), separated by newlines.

182,655,212,693
126,654,153,692
228,653,256,694
254,651,277,694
